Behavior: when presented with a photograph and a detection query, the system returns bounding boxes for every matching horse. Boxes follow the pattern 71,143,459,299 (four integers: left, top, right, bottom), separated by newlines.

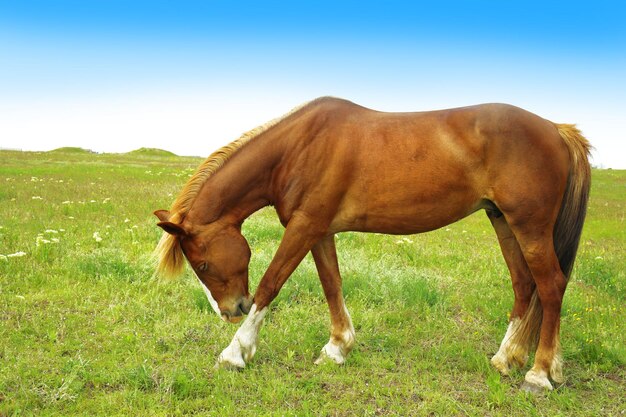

153,97,591,392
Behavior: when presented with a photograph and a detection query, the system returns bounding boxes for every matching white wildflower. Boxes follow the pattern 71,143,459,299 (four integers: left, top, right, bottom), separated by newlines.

7,251,27,258
59,229,65,232
36,235,51,246
395,237,414,244
61,201,72,204
124,218,130,223
44,229,58,234
68,216,75,219
32,196,43,200
51,238,60,244
90,200,96,203
93,232,102,242
16,295,25,300
102,198,110,203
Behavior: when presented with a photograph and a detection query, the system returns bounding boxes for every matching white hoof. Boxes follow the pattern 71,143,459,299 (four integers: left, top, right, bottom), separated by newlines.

314,329,355,365
491,351,511,376
215,338,252,370
315,341,347,365
522,369,553,393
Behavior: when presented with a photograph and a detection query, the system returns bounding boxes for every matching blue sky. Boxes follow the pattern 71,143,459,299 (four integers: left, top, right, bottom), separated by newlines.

1,1,625,167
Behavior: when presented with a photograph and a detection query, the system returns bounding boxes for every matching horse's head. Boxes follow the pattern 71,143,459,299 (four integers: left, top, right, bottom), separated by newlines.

154,210,253,323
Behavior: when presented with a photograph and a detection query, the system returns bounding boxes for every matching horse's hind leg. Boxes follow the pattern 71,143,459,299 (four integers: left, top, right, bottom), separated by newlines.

311,235,355,364
510,226,567,391
487,211,537,375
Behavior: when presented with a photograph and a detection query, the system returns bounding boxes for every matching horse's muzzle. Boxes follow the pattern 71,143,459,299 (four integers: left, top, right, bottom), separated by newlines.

221,296,253,323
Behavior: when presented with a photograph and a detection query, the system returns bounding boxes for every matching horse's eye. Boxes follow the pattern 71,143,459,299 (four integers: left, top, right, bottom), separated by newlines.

198,263,208,272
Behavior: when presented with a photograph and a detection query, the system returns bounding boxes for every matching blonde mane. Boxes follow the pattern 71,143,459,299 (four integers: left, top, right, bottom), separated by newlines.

154,99,316,278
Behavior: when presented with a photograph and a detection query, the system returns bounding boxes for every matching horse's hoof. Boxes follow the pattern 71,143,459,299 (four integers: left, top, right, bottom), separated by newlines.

521,369,553,393
314,353,342,365
521,380,550,394
214,344,247,370
314,342,346,365
314,351,344,365
490,354,511,376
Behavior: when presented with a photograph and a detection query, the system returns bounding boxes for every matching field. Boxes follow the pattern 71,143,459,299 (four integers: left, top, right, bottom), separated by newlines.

0,148,624,416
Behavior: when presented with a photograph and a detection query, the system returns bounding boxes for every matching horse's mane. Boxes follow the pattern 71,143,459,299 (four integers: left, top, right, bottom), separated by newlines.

154,98,319,278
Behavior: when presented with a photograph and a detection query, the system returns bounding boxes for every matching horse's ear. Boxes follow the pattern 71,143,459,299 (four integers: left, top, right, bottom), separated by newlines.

157,221,188,237
154,209,171,222
155,210,188,237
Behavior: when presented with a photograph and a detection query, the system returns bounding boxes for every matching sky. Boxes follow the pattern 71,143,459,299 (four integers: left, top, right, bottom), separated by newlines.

0,1,625,168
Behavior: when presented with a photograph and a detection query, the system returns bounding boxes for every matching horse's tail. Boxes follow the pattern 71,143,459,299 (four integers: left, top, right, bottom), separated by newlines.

552,124,592,279
509,124,591,353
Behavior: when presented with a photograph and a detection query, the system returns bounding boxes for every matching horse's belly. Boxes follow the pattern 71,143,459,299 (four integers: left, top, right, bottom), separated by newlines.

332,182,482,235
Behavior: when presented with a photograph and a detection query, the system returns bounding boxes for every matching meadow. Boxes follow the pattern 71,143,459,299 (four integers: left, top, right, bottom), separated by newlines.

0,148,624,416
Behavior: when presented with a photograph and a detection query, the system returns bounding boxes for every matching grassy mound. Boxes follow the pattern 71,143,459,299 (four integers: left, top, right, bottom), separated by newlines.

126,147,177,157
48,147,95,154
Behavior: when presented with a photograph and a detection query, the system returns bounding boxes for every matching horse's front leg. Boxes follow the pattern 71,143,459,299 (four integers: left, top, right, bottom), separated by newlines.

215,303,267,369
311,235,355,364
215,211,326,369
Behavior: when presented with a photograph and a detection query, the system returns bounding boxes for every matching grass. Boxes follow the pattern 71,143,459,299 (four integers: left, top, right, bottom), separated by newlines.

47,147,96,154
0,149,624,416
125,148,178,157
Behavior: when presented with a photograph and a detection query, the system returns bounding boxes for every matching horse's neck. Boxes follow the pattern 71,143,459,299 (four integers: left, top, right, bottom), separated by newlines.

186,136,279,226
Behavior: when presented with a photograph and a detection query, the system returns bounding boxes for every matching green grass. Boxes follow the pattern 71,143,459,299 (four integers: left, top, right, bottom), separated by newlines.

47,147,95,154
0,150,624,416
125,148,178,157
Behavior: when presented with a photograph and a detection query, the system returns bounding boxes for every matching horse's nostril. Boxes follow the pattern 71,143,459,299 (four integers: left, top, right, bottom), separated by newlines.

239,298,252,314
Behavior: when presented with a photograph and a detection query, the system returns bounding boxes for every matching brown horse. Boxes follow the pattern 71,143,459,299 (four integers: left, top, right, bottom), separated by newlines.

154,97,591,392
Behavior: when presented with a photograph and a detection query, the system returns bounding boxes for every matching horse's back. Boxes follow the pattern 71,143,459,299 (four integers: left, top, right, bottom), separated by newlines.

281,99,571,234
